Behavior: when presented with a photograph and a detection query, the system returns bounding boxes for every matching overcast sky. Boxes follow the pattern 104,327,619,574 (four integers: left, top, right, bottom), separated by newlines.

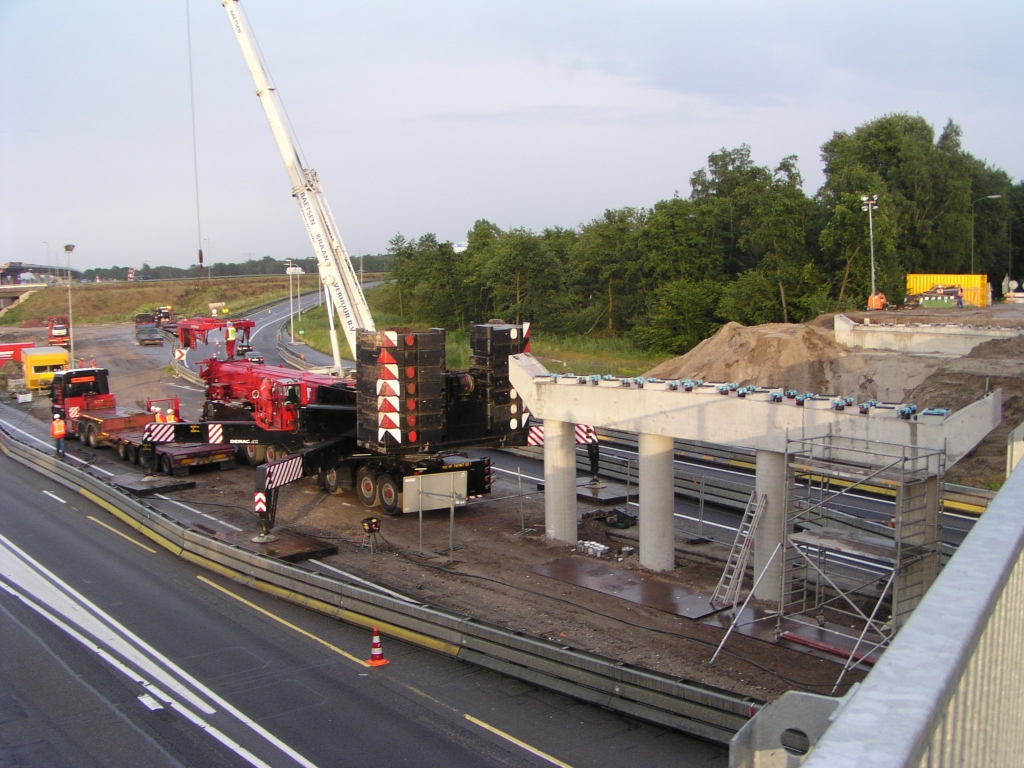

1,1,1021,271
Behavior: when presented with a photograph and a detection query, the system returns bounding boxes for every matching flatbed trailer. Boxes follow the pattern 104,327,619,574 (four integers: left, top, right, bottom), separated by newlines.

112,427,237,476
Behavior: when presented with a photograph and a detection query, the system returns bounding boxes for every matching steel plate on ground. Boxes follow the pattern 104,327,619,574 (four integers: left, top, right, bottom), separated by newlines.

215,528,338,562
531,556,720,619
112,474,196,497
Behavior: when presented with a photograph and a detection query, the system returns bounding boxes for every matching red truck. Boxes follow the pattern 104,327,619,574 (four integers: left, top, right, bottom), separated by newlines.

49,368,235,476
47,316,70,348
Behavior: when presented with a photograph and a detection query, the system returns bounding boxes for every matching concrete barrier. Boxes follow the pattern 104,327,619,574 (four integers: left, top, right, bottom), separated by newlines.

1008,420,1024,478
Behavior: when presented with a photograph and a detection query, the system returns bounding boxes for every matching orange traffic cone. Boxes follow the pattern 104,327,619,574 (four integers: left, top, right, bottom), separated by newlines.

366,627,389,667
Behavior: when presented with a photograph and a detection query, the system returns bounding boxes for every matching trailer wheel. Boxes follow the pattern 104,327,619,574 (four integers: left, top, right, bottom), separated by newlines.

127,444,139,464
161,454,174,476
323,467,344,495
243,444,267,466
377,474,402,516
117,441,128,461
356,466,379,507
85,424,99,448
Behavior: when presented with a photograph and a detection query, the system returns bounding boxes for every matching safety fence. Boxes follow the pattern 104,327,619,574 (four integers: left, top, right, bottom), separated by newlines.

0,418,760,746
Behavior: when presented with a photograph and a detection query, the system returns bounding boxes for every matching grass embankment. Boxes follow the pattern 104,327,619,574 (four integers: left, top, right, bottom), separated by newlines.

0,277,304,326
295,288,665,376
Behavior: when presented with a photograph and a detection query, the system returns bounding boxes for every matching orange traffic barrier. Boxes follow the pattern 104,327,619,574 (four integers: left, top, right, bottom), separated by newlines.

367,627,389,667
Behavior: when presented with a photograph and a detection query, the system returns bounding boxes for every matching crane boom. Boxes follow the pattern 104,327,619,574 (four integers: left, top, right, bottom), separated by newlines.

221,0,374,366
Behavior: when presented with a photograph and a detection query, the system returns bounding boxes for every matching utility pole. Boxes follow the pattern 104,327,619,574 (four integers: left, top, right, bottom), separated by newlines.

861,195,879,304
64,245,75,363
972,194,1002,274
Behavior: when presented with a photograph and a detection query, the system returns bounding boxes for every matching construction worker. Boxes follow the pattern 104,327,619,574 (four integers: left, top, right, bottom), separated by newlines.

225,322,237,359
586,427,600,479
51,413,67,458
152,407,166,423
165,408,178,423
956,286,964,309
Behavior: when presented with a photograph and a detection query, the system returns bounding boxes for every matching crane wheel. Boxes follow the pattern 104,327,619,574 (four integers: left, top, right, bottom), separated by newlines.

377,474,402,516
244,444,267,465
265,444,288,463
323,467,345,495
356,466,379,507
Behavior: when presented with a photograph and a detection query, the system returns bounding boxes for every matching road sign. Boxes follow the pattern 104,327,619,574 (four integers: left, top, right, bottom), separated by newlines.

173,348,187,362
286,267,304,275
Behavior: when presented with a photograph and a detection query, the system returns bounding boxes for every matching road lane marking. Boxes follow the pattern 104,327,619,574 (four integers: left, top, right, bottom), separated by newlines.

165,383,204,392
0,533,319,768
464,714,574,767
87,516,157,553
138,694,164,711
154,494,244,532
42,490,66,504
197,575,371,668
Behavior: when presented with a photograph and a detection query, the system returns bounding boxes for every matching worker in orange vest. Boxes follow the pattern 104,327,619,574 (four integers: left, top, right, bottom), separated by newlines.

165,409,178,423
50,413,67,458
152,407,166,423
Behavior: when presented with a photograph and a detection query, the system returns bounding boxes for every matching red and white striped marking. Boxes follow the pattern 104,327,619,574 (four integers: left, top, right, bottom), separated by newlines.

207,423,223,444
254,492,266,513
526,424,597,446
264,455,304,489
145,423,176,443
68,406,81,419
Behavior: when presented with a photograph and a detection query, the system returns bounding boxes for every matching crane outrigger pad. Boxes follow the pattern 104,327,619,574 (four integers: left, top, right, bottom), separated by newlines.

112,474,196,497
214,528,338,563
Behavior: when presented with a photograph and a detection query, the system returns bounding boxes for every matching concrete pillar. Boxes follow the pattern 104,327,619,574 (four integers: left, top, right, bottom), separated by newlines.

753,449,786,602
638,432,676,572
543,419,578,544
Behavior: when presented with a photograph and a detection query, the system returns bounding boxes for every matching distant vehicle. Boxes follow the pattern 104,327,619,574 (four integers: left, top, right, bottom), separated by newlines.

47,316,70,347
134,313,164,346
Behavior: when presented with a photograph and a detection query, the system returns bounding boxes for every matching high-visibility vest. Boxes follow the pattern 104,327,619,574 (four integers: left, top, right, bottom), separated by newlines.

166,412,178,423
154,411,166,423
51,419,66,439
227,326,237,341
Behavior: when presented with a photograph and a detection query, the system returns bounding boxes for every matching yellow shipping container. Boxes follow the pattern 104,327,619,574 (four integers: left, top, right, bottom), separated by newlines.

22,347,69,390
906,274,989,308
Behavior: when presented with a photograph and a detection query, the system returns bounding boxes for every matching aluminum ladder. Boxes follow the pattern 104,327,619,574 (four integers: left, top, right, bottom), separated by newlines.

712,491,767,608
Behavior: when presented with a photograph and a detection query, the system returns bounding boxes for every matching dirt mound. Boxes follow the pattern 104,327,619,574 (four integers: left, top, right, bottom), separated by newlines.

646,322,848,393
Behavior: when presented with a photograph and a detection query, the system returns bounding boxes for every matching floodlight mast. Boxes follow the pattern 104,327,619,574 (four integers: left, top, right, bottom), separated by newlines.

221,0,374,368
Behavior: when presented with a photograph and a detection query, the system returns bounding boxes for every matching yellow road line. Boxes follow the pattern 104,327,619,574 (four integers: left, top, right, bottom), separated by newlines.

464,714,573,768
196,575,370,668
78,488,183,555
87,515,157,553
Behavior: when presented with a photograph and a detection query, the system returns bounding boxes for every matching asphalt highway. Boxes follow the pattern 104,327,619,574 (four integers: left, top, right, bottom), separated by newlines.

0,425,727,766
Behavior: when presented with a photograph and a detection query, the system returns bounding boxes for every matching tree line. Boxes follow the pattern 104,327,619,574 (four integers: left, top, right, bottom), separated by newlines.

81,254,393,283
383,114,1023,355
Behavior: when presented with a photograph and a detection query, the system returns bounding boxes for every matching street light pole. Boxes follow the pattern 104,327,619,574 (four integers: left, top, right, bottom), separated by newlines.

861,194,879,300
64,245,75,363
971,194,1003,274
285,259,295,343
43,242,50,285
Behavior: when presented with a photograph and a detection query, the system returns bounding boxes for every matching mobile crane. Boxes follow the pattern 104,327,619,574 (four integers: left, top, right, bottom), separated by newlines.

143,1,531,539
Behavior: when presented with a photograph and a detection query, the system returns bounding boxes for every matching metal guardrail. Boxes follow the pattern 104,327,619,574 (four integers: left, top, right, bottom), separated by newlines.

0,416,761,745
731,459,1024,766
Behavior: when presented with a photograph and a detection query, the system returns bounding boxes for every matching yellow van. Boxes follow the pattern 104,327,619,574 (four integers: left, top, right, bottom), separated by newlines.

22,347,69,390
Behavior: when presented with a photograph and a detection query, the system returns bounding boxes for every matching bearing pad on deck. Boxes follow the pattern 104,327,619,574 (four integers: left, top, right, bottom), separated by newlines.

112,474,196,497
215,529,338,563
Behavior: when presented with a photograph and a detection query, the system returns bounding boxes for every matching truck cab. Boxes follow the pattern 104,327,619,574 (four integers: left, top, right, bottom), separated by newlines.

49,368,113,415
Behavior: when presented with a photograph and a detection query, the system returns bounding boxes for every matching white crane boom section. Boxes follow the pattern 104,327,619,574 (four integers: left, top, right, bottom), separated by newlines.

221,0,374,365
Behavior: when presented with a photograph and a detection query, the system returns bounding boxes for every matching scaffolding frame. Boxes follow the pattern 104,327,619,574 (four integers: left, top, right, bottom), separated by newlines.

779,435,944,677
